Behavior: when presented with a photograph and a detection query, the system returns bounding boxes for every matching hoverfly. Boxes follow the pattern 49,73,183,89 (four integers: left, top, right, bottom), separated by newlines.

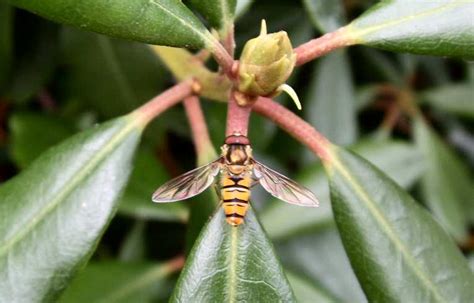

152,134,319,226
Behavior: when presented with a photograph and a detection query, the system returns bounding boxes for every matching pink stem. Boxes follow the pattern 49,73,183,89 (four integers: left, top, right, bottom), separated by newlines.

135,80,196,126
253,97,332,162
225,91,252,137
183,96,214,158
223,24,235,58
294,26,355,66
212,42,236,78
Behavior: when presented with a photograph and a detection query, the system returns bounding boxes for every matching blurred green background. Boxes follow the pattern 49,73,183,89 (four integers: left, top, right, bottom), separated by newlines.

0,0,473,302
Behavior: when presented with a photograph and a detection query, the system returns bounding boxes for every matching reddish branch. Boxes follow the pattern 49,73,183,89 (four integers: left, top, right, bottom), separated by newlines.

212,42,236,78
253,97,332,162
183,96,214,159
225,90,252,137
294,27,355,66
136,80,198,125
165,255,185,273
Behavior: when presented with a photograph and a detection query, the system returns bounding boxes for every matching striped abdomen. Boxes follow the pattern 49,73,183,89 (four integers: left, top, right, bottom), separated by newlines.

220,173,251,226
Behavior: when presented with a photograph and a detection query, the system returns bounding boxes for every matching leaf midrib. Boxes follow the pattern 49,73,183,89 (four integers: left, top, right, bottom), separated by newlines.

350,1,464,41
330,151,446,303
149,0,212,46
0,117,139,258
228,226,238,302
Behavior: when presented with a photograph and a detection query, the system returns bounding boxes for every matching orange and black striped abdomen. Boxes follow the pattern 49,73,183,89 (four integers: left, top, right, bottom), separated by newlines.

220,173,251,226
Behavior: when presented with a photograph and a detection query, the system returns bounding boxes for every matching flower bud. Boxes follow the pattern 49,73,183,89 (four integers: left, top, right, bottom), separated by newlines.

238,20,296,97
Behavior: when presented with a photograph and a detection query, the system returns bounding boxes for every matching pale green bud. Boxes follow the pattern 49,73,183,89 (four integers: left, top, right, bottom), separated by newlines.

238,20,296,97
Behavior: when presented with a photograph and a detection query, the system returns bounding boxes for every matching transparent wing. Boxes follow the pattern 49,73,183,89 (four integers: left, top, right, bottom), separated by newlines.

253,160,319,207
152,159,222,203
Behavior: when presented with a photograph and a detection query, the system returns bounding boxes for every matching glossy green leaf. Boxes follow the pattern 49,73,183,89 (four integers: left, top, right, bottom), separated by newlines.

414,119,472,242
118,220,147,262
261,139,424,240
0,114,143,301
469,254,474,273
9,112,75,168
10,0,213,49
286,271,339,303
302,0,345,33
235,0,253,19
172,209,296,302
278,227,365,302
185,0,236,32
421,84,474,118
0,3,13,93
61,27,167,118
305,50,357,145
348,1,474,59
118,148,188,222
326,144,474,302
59,261,174,303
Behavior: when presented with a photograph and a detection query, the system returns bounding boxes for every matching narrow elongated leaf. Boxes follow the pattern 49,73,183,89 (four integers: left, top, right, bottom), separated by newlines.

61,28,167,118
286,271,339,303
348,1,474,58
326,145,474,302
172,209,296,302
118,148,188,222
0,3,13,92
9,112,75,168
261,139,424,240
305,50,357,145
151,46,231,102
10,0,213,49
235,0,253,19
118,220,147,262
8,14,59,103
278,227,366,303
415,119,472,242
0,114,143,302
421,84,474,118
185,0,236,31
59,261,175,303
302,0,345,33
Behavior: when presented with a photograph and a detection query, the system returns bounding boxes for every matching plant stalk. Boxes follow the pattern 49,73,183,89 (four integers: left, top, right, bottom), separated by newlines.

253,97,332,161
294,26,355,66
134,80,198,126
183,96,217,165
225,90,252,138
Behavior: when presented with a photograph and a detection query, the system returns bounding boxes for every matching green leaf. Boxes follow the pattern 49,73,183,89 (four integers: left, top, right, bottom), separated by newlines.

0,114,143,302
305,50,357,145
171,209,296,302
10,0,213,49
59,261,174,303
118,148,188,222
8,14,59,103
185,0,236,32
61,27,168,118
286,271,340,303
261,139,424,240
0,3,13,93
414,119,472,242
302,0,345,33
325,145,474,302
420,84,474,118
278,227,366,302
348,1,474,59
118,220,147,262
9,112,75,168
235,0,253,19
